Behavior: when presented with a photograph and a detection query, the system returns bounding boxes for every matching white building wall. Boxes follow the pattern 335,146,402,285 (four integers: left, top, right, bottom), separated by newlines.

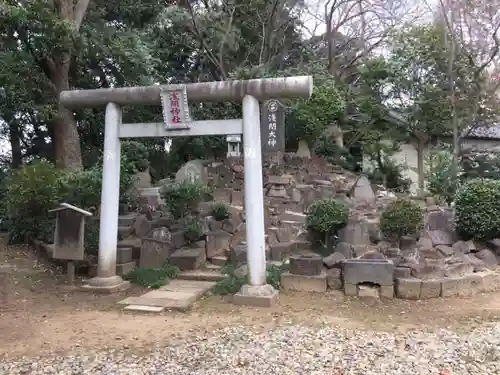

363,138,500,194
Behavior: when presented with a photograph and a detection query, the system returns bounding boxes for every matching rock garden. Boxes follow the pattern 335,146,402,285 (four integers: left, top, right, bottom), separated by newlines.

71,154,500,305
3,145,500,309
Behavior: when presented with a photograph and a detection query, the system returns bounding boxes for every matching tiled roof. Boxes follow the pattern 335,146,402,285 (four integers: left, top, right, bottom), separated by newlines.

465,124,500,139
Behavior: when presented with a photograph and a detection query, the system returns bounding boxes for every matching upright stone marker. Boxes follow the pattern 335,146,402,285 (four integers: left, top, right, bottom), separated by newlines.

261,99,285,153
350,175,375,203
175,159,207,184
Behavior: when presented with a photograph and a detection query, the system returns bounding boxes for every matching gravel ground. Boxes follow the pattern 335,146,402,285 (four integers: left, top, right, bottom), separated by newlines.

2,323,500,375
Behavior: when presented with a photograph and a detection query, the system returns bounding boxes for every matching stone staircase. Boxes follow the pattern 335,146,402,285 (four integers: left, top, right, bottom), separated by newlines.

115,212,231,283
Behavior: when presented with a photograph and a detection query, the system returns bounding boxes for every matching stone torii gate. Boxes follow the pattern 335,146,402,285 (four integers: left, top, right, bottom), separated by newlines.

59,76,313,306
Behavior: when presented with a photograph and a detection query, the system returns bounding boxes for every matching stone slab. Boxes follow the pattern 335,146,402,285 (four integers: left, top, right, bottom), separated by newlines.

344,283,357,296
440,277,460,297
118,237,142,248
343,259,394,286
481,271,500,292
420,279,441,299
380,285,394,299
118,214,138,227
124,305,165,313
160,279,216,292
395,278,421,300
117,247,133,264
281,272,327,293
178,269,228,282
118,296,180,307
117,261,136,275
169,247,206,271
457,273,483,297
141,290,196,301
211,256,228,267
289,254,323,276
119,280,216,312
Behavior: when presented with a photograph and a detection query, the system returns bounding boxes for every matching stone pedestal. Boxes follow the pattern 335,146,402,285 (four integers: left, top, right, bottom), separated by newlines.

233,284,279,307
81,275,131,294
281,272,327,292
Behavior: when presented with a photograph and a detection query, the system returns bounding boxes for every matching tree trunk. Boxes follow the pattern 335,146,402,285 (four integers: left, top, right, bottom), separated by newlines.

8,120,22,168
52,63,83,170
416,139,425,190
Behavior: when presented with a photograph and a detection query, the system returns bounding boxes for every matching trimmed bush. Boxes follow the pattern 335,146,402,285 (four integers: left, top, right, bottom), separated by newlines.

455,178,500,240
123,264,180,289
160,180,209,219
306,199,348,247
380,198,423,241
211,202,230,221
181,215,204,243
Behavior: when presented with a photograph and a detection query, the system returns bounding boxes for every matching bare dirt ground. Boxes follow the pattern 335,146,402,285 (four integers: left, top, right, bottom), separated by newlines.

1,235,500,361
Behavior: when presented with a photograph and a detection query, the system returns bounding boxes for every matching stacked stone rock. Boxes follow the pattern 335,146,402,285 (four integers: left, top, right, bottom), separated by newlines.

108,155,365,275
320,199,500,300
126,203,246,272
281,254,328,293
206,154,368,263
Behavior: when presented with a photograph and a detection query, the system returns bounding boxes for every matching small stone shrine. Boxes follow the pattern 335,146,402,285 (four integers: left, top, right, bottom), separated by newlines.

49,203,93,283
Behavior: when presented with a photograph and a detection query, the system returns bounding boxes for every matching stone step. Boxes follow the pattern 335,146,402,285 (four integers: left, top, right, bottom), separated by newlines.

90,261,136,277
210,255,228,267
118,237,142,260
117,247,133,264
117,237,142,250
177,268,228,282
279,211,307,223
205,263,223,270
169,247,205,271
118,214,138,227
118,226,134,240
119,279,216,312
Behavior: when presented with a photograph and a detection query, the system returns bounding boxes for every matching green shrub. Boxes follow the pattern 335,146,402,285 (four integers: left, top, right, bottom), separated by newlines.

306,199,348,248
211,202,230,221
455,178,500,240
380,199,423,241
461,151,500,180
212,264,287,295
121,141,150,173
4,155,138,246
60,166,103,209
181,215,204,243
161,180,209,219
5,160,65,243
426,150,461,205
123,264,181,289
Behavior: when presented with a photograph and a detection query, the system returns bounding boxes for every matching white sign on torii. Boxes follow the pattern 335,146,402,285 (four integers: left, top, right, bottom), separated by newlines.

59,76,313,305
